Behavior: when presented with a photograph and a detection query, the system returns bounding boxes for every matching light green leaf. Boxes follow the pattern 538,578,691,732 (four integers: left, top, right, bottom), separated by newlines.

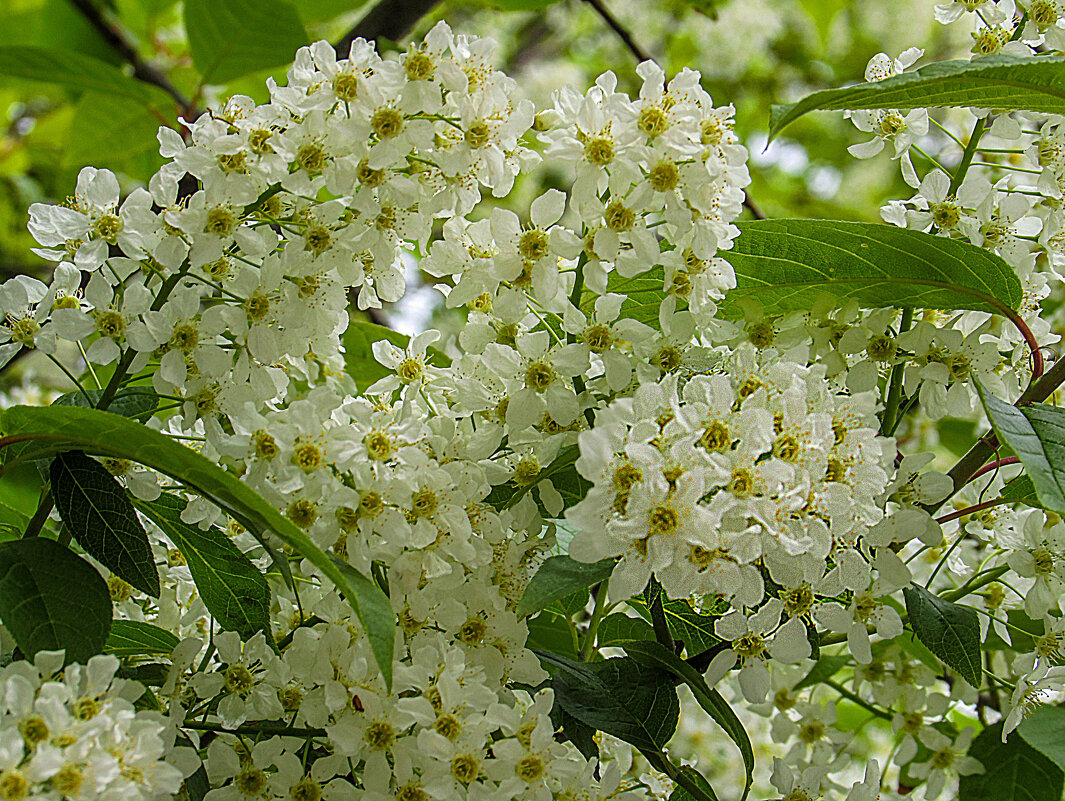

516,556,615,618
1000,474,1043,509
720,220,1024,320
624,640,754,801
959,722,1063,801
977,385,1065,515
1018,705,1065,774
0,45,170,105
0,404,396,689
50,451,160,598
65,92,164,179
534,649,679,752
184,0,308,84
0,538,111,664
341,320,450,393
329,557,395,690
771,55,1065,140
106,620,180,657
627,596,723,655
135,493,271,643
525,609,579,659
902,582,981,688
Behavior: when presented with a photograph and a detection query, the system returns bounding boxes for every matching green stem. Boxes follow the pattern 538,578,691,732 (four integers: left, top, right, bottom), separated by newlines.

941,564,1010,603
180,721,326,737
580,582,610,661
647,579,672,649
879,308,913,436
949,118,987,196
824,679,892,720
21,488,53,538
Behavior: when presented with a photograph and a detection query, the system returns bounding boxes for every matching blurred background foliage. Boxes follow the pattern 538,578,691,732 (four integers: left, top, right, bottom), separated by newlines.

0,0,971,287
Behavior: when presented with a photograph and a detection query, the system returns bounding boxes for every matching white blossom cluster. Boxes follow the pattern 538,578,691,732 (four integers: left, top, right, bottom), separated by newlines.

3,3,1065,800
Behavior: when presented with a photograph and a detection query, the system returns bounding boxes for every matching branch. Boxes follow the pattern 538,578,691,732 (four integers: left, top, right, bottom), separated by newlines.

582,0,653,64
66,0,193,116
334,0,442,57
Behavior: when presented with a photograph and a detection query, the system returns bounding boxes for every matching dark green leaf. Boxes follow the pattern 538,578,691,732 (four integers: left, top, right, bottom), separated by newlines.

525,610,579,659
50,451,160,597
903,582,981,688
596,614,655,648
0,404,396,689
106,620,180,657
53,388,159,419
628,597,722,655
977,385,1065,515
670,767,719,801
330,557,395,691
624,640,754,801
983,609,1044,652
1018,705,1065,774
1000,474,1043,509
720,220,1024,320
135,493,271,642
535,649,679,752
516,556,614,618
0,538,111,664
771,55,1065,140
959,722,1063,801
794,654,851,691
185,0,309,84
561,709,598,762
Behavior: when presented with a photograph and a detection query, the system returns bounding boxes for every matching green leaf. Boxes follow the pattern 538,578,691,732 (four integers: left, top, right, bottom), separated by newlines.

771,55,1065,140
329,557,396,691
65,92,164,179
184,0,308,84
1018,705,1065,774
50,451,160,598
983,609,1044,652
0,46,170,105
628,597,723,655
52,388,159,419
534,649,679,752
0,500,29,541
516,556,614,618
0,538,111,664
106,620,180,657
793,653,851,691
1000,474,1043,509
596,614,656,648
977,385,1065,515
486,445,588,514
720,220,1024,320
797,0,844,44
525,610,579,659
492,0,559,8
134,493,271,643
669,767,719,801
959,722,1064,801
0,404,397,689
902,582,981,688
341,320,450,393
624,640,754,801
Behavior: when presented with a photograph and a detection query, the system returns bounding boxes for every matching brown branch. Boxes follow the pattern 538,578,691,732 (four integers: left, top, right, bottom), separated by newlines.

582,0,653,64
334,0,442,57
743,191,766,220
66,0,193,117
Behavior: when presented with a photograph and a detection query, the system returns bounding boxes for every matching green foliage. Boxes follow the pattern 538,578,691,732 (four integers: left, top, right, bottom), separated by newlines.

793,653,851,691
959,722,1064,801
669,767,719,801
329,557,396,691
1000,474,1042,509
771,55,1065,140
52,388,159,419
595,614,655,648
50,450,160,598
627,596,722,655
516,555,615,617
624,640,754,801
535,649,680,752
903,582,981,688
1018,705,1065,774
184,0,309,84
0,45,171,105
106,620,180,657
486,445,590,514
720,220,1024,319
525,609,579,658
65,92,164,176
0,404,397,688
977,385,1065,515
0,537,111,664
341,319,449,393
135,493,272,643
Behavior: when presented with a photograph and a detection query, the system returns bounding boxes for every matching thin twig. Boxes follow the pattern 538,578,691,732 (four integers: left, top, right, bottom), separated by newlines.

65,0,193,117
334,0,442,56
581,0,653,63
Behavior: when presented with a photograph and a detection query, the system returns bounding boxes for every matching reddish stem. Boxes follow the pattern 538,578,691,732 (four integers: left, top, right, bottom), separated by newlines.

968,456,1021,484
935,497,1009,525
